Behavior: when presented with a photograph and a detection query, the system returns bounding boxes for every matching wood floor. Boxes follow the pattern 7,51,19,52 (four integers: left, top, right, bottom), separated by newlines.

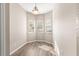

17,41,58,56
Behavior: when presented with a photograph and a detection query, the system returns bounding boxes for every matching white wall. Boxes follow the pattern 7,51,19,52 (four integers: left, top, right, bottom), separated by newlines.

10,4,27,53
53,3,76,56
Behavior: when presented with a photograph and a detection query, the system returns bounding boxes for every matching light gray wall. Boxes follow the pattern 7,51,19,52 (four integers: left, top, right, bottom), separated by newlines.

10,4,27,53
53,3,76,56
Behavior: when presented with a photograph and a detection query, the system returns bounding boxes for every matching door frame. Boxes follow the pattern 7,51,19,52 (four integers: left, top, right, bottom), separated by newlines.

0,3,10,56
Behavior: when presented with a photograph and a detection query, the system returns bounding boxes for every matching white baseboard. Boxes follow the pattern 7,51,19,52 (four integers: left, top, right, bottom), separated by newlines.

10,42,27,55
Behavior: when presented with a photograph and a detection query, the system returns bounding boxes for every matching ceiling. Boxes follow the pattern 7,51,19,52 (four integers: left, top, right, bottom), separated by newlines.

19,3,54,14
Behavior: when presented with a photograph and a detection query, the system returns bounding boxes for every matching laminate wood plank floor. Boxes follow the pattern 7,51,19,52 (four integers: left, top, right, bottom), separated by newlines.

18,41,57,56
